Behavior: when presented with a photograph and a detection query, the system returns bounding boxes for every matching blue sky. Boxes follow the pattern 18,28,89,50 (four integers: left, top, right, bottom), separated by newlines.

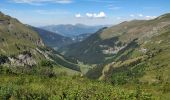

0,0,170,26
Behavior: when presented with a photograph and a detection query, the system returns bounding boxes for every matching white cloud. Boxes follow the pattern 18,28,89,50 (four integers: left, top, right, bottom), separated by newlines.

145,16,157,20
95,12,106,18
55,0,72,4
75,13,82,18
86,13,93,18
129,13,157,20
130,14,135,17
11,0,73,5
74,12,106,19
86,12,106,18
138,14,143,17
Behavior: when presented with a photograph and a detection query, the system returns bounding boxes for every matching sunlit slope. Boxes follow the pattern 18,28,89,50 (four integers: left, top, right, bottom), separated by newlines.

63,13,170,65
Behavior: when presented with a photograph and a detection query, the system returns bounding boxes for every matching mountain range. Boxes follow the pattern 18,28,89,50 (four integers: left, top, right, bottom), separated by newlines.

32,24,107,50
40,24,107,38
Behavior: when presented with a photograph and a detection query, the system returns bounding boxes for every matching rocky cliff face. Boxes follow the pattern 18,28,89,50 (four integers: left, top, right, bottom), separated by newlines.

8,53,36,67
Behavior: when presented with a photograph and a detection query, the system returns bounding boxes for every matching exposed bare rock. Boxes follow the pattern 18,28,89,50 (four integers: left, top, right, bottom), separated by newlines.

36,38,45,46
36,48,53,61
8,53,36,67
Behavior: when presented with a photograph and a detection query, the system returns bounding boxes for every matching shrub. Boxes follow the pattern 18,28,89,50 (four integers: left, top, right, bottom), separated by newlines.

40,60,53,68
0,55,8,64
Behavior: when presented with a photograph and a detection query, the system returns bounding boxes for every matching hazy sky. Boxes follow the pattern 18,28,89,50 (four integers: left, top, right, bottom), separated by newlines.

0,0,170,26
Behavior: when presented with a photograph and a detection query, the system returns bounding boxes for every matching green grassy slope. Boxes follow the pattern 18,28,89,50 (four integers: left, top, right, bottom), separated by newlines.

100,20,170,81
0,11,46,63
0,12,44,55
98,26,170,99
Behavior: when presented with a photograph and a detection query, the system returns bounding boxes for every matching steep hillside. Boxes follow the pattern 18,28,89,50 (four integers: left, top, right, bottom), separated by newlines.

0,11,80,75
0,11,45,63
32,27,73,49
99,14,170,83
61,27,108,64
63,13,170,65
99,24,170,88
